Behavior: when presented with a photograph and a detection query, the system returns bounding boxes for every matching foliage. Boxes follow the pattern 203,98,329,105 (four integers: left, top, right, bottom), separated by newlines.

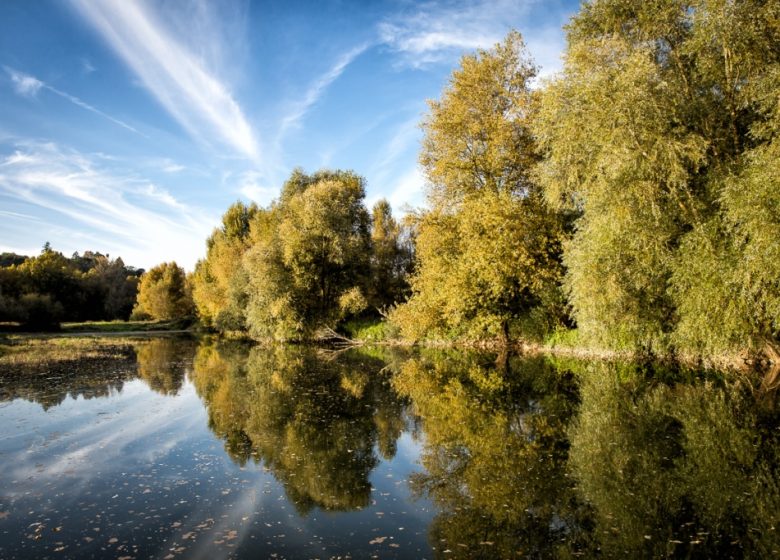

243,170,373,341
367,199,414,310
392,32,569,342
534,0,780,354
568,361,780,558
0,245,142,328
191,201,259,331
132,262,194,321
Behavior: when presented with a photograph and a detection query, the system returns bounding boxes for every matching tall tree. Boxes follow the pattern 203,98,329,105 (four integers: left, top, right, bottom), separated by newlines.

534,0,780,354
368,199,413,310
393,31,568,342
191,201,259,331
243,170,371,341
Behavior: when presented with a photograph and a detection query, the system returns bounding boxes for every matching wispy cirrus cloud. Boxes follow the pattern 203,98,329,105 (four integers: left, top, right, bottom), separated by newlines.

4,66,144,136
278,44,370,137
378,0,566,76
235,169,278,207
0,141,214,269
6,67,44,96
70,0,259,161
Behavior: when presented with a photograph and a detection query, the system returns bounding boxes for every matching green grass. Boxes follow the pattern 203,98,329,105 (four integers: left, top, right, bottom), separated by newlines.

0,335,136,367
60,318,193,333
341,317,399,343
544,327,581,349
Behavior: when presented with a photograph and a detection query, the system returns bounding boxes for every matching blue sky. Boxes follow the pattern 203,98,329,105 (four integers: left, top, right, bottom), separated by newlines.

0,0,579,270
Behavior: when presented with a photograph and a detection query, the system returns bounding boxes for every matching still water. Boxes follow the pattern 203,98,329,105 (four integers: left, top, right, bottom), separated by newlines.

1,337,779,559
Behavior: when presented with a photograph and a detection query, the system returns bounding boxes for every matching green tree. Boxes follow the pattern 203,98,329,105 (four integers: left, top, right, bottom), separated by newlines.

534,0,780,354
367,199,413,310
393,31,568,342
132,262,194,320
191,201,259,331
243,170,371,341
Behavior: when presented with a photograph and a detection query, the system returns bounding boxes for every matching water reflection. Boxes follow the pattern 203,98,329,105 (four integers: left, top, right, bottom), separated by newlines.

190,341,408,513
136,337,197,395
0,336,196,407
568,360,780,558
393,350,591,558
1,337,779,558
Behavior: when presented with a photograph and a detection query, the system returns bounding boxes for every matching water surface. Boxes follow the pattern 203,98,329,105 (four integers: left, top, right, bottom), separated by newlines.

1,337,779,559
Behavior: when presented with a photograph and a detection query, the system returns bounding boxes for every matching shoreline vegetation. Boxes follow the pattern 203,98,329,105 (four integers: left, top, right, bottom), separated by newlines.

0,323,773,382
2,2,779,374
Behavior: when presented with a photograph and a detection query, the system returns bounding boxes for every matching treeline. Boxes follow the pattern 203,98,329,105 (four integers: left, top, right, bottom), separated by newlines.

190,170,413,340
0,245,142,328
191,0,780,359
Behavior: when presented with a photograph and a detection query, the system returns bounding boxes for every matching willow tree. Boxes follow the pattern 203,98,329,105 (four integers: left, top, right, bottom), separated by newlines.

243,170,371,341
132,262,194,320
368,199,413,310
393,31,567,342
191,201,259,331
534,0,780,354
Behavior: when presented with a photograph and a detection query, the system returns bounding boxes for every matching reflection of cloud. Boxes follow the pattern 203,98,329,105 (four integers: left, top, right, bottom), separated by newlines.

0,141,214,269
71,0,259,161
0,380,203,485
4,66,144,135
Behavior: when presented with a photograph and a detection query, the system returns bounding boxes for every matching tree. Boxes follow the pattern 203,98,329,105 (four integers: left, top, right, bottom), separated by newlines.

0,244,141,326
132,262,194,321
243,170,371,341
392,31,568,342
534,0,780,354
367,199,413,310
191,201,259,331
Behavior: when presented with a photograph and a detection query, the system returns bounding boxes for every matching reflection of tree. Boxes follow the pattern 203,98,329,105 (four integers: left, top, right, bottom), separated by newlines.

568,362,780,558
393,350,590,559
190,341,407,513
135,337,196,395
0,344,136,409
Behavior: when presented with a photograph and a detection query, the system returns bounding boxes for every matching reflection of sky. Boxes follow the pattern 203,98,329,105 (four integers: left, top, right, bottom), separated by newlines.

0,374,434,558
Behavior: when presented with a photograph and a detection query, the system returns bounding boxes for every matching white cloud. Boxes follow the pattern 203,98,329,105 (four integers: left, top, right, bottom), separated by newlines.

366,165,426,214
0,141,215,269
160,159,185,174
278,44,370,136
4,66,144,135
379,0,529,66
236,170,278,207
80,57,96,74
378,0,567,75
70,0,260,161
5,66,44,97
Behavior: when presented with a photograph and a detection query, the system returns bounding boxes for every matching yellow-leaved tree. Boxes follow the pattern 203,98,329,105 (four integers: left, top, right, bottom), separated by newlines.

392,31,569,343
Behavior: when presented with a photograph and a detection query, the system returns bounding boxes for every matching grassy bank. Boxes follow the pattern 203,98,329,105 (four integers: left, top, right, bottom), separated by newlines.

61,318,194,333
338,317,766,374
0,335,137,371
